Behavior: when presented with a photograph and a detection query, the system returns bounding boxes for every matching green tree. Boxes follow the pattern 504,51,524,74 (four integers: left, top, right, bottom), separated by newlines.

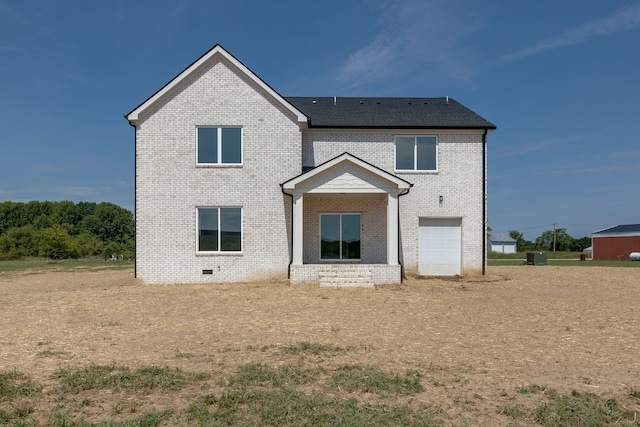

570,236,592,252
508,230,526,252
0,225,39,259
535,228,573,252
38,226,77,259
52,200,81,233
73,233,104,257
93,202,135,244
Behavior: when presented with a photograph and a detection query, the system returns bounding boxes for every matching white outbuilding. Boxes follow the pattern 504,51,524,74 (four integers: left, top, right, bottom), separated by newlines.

488,234,517,254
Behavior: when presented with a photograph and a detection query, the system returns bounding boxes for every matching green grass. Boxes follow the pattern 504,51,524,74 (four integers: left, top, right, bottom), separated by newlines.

488,251,640,267
0,370,40,400
47,410,173,427
186,389,436,427
533,389,638,427
330,365,424,396
4,346,640,426
54,365,210,394
0,257,133,273
495,387,640,426
282,341,349,356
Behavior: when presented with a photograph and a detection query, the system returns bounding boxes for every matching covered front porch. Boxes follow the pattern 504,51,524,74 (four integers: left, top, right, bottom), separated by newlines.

281,153,411,287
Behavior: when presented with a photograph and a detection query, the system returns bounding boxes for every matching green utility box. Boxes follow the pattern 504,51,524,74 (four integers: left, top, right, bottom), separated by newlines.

526,252,547,265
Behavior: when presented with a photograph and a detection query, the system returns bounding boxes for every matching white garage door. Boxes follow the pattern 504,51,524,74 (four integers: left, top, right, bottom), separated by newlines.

418,218,461,276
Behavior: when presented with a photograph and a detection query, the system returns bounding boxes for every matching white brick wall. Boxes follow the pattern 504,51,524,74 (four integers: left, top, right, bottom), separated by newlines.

135,56,301,284
302,130,485,276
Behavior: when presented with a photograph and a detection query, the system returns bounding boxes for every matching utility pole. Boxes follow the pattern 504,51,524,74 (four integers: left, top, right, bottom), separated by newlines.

552,223,557,252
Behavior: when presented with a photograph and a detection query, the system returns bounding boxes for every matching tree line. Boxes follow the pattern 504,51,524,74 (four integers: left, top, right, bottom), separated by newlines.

0,201,134,260
506,228,591,252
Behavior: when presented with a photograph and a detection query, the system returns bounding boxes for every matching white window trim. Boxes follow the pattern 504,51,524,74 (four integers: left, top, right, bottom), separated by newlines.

196,206,244,255
318,213,362,262
394,135,438,173
196,126,243,166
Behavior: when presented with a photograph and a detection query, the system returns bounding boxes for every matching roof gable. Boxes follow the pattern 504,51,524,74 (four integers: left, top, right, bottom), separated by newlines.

126,44,307,125
285,97,496,130
489,233,516,243
281,152,412,194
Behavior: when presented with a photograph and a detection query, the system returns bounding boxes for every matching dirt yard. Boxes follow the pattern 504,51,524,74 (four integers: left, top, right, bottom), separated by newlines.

1,265,639,425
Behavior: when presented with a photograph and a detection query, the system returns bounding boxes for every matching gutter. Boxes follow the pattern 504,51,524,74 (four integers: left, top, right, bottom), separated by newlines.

280,184,294,279
126,117,137,279
397,186,412,282
482,129,488,275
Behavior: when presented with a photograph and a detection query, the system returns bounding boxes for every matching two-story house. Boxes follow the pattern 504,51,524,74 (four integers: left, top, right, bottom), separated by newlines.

126,45,495,286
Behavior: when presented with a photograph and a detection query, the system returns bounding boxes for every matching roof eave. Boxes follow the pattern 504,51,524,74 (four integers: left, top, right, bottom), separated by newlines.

306,124,496,131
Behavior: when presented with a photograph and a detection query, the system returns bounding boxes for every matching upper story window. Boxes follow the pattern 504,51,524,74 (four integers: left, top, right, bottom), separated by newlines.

197,127,242,165
395,136,437,171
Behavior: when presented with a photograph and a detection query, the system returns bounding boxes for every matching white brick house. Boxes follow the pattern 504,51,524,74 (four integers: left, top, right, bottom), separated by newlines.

126,45,495,285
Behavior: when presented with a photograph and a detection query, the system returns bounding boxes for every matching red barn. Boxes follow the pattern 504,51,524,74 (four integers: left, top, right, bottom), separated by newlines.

592,224,640,260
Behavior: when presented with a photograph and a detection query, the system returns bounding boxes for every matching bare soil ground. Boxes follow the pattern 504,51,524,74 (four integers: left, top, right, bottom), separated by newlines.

1,265,639,425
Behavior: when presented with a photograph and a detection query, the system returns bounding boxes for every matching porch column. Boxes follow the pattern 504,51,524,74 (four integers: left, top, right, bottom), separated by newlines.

387,192,399,265
292,193,304,265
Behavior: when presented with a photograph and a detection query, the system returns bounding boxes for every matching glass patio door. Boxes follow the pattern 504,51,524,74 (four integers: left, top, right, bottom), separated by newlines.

320,214,361,260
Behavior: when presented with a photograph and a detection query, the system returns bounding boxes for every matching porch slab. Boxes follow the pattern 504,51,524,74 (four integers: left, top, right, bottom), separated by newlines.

290,264,401,287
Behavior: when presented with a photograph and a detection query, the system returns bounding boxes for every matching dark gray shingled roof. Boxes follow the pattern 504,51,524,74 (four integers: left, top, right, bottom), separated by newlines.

285,97,496,129
593,224,640,234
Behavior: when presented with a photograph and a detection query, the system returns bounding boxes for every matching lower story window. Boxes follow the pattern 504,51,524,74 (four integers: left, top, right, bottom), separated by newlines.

198,207,242,252
320,213,361,260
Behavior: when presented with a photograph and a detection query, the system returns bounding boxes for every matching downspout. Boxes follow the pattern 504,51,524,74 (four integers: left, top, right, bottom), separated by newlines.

280,184,293,279
397,186,412,282
127,118,137,279
482,129,488,276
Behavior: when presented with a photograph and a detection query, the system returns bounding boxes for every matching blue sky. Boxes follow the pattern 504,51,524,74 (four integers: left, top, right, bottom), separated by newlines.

1,0,639,240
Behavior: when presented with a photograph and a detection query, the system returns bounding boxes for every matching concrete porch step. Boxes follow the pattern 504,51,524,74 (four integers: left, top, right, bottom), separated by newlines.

318,265,374,289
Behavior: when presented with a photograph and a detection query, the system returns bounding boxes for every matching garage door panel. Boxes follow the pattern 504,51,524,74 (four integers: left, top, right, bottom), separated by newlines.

418,218,461,276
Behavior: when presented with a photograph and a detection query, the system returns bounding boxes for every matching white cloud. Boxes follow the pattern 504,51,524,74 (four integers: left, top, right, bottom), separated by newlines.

501,3,640,62
337,0,480,91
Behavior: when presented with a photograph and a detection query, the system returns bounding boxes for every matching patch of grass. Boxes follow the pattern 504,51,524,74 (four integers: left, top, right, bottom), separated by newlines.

0,257,133,273
488,258,640,267
228,363,322,389
0,370,40,400
0,405,36,426
282,341,349,356
36,348,70,358
330,365,424,396
55,364,209,394
518,383,546,394
629,386,640,399
48,410,172,426
497,404,527,419
187,389,437,427
174,349,193,359
534,389,637,426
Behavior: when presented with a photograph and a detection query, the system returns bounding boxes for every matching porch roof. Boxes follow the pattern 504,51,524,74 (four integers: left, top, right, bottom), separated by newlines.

281,152,412,195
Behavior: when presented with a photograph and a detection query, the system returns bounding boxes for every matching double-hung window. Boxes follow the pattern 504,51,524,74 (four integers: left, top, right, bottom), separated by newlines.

395,136,437,171
197,207,242,252
197,127,242,165
320,213,361,260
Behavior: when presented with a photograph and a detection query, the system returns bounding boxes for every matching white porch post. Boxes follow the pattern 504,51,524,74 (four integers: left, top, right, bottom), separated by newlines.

387,192,399,265
292,193,304,265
